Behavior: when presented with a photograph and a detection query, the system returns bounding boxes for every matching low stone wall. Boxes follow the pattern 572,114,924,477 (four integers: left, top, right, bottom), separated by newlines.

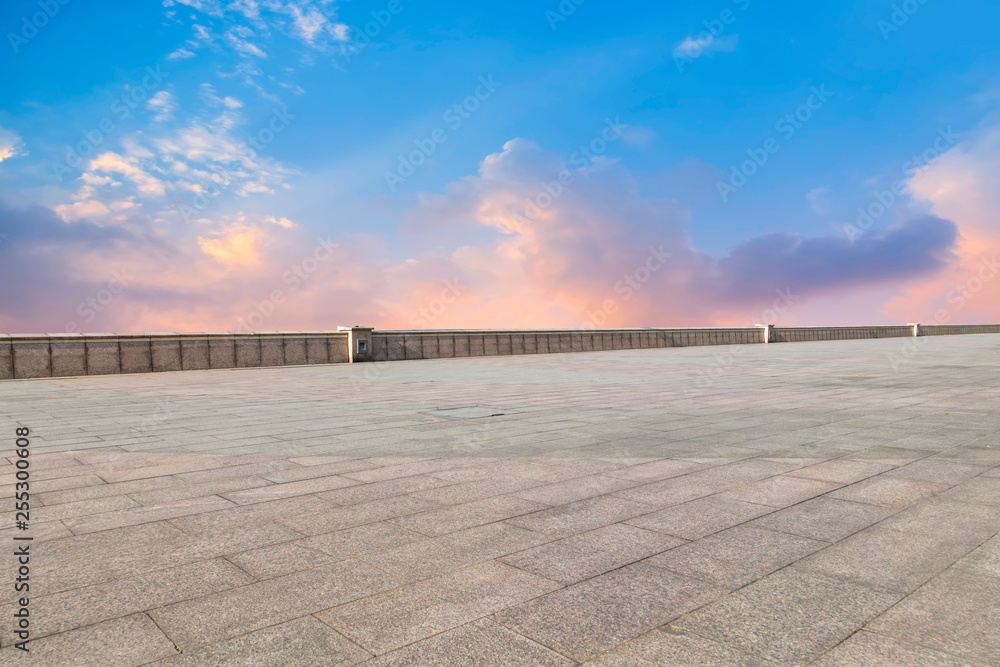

0,332,350,380
368,328,762,362
771,326,913,343
920,324,1000,336
1,324,997,380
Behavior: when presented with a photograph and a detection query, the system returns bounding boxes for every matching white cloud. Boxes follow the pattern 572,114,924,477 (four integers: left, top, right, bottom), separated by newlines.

167,47,196,60
0,126,25,163
807,186,833,216
79,173,120,187
673,33,738,59
88,152,167,197
54,199,111,222
264,215,296,228
147,91,178,122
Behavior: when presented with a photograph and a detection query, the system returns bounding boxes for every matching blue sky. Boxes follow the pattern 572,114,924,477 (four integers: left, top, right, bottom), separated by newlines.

1,0,999,332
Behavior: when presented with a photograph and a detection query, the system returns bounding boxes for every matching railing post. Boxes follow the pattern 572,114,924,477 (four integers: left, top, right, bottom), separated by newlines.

755,324,774,344
338,326,374,362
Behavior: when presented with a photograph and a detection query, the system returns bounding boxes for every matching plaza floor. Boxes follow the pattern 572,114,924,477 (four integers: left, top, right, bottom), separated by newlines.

1,334,998,665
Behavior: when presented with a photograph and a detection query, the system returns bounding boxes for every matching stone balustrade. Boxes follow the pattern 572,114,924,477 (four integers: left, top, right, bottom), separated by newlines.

1,323,996,379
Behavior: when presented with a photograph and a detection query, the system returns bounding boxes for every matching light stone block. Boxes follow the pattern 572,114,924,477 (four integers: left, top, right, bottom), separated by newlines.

209,335,237,369
180,336,210,370
235,335,261,368
282,335,307,366
304,334,329,365
119,335,152,373
50,335,87,377
151,336,182,372
12,334,51,378
259,335,285,367
80,334,120,375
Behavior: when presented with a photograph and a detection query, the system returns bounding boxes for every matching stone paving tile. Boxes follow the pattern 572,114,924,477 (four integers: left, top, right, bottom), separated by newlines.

317,561,560,654
280,495,440,536
20,473,109,499
867,569,1000,665
511,474,639,506
691,458,803,482
715,475,840,508
298,521,425,560
35,475,183,507
318,474,453,505
501,523,685,585
149,615,371,666
787,458,894,484
25,494,140,524
611,472,734,507
150,559,404,651
505,494,655,537
98,458,227,484
604,459,707,483
259,458,379,482
391,495,547,536
940,475,1000,506
168,494,334,535
674,568,900,665
359,522,551,582
0,613,179,666
952,533,1000,579
810,630,980,667
748,496,894,542
829,475,950,509
173,459,300,484
0,519,73,544
35,520,302,596
366,618,574,666
127,475,274,506
0,558,253,642
627,496,776,540
493,562,726,661
797,499,1000,594
33,521,183,567
408,475,544,505
62,495,237,535
584,626,780,666
882,459,989,485
220,474,359,504
647,525,827,589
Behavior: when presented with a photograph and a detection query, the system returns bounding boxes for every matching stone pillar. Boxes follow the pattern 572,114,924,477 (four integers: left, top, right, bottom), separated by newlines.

755,324,774,344
338,326,374,362
909,323,921,337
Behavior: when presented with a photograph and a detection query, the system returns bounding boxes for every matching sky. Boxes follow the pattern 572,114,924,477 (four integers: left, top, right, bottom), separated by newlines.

0,0,998,333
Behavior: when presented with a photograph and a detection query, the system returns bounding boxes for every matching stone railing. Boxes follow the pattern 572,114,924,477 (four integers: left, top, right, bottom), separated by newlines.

1,323,996,380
